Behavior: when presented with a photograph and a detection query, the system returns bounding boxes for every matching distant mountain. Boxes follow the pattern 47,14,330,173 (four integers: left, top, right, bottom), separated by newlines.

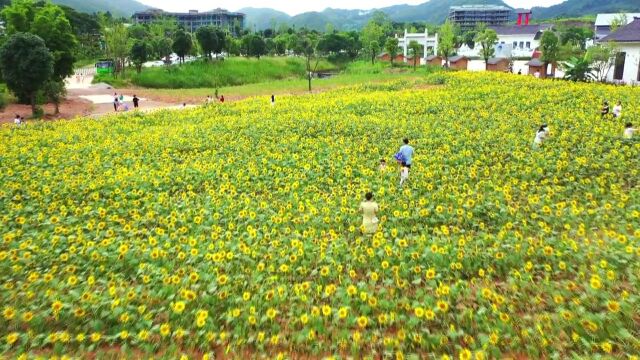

239,0,640,31
239,7,291,31
532,0,640,19
51,0,148,17
242,0,510,31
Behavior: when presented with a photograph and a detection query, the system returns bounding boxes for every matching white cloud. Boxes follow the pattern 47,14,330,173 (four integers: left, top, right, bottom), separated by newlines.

138,0,566,16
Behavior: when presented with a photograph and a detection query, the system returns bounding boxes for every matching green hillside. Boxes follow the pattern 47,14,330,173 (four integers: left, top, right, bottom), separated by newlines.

51,0,147,17
532,0,640,19
239,7,291,31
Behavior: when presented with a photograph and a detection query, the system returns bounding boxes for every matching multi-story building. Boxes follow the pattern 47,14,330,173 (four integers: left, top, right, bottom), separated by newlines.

594,13,640,41
133,8,245,34
448,5,512,31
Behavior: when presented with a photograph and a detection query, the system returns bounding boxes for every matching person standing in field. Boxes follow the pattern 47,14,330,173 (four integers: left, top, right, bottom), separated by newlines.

613,101,622,118
624,123,638,139
133,95,139,109
601,101,610,118
271,94,275,106
397,138,415,169
13,114,21,126
219,95,225,103
359,192,379,235
400,162,410,187
533,124,549,149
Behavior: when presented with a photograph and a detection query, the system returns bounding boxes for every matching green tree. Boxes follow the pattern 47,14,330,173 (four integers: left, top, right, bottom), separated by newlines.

213,28,227,56
130,40,149,73
196,26,218,59
3,1,77,81
562,55,594,82
587,43,617,82
462,30,477,49
172,29,192,64
362,11,391,66
42,79,66,115
103,22,129,77
31,3,77,81
243,34,266,59
408,40,422,70
297,35,320,93
540,31,560,77
369,40,380,65
0,33,54,116
610,14,628,33
438,20,455,67
384,37,399,67
475,28,498,70
560,26,593,50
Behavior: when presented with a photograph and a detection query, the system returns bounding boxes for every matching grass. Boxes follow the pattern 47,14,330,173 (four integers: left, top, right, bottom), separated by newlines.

94,57,337,89
131,61,447,103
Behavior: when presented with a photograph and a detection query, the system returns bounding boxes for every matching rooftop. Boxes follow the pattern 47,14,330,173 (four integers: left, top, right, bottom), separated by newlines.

487,57,509,65
595,13,640,27
135,8,244,16
600,18,640,42
526,58,544,66
450,5,512,11
488,24,552,36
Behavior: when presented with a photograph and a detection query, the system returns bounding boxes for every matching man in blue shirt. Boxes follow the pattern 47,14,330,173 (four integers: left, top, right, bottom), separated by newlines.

398,138,415,168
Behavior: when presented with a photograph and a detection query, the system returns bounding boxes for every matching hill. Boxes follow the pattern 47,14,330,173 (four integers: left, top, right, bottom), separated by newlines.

51,0,147,17
240,0,640,31
532,0,640,19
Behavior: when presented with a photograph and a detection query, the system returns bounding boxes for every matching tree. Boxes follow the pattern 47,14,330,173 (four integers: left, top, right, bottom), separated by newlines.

213,28,227,56
297,35,321,93
385,37,399,67
475,28,498,70
587,43,617,82
243,34,266,59
31,3,77,81
362,11,391,66
369,40,380,65
462,30,477,49
562,55,594,82
0,33,53,116
196,26,218,59
103,22,129,77
610,14,628,33
560,26,593,50
172,29,192,64
3,1,77,81
540,31,560,77
408,40,422,70
42,80,67,115
438,20,455,67
130,40,149,73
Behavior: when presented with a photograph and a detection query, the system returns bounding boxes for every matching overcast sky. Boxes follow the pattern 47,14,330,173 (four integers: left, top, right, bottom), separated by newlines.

138,0,566,16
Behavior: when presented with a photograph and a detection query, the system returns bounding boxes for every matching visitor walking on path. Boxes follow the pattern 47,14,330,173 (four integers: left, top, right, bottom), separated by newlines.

133,95,139,109
359,192,379,235
113,93,119,112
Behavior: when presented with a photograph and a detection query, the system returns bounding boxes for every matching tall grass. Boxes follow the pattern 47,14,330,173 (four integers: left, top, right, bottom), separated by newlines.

96,57,337,89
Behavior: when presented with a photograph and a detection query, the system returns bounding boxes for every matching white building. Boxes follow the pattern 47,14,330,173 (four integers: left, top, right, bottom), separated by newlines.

599,18,640,85
396,29,439,64
457,24,551,59
594,13,640,41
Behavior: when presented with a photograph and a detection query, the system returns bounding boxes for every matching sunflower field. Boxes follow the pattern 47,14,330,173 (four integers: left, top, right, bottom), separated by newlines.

1,72,639,359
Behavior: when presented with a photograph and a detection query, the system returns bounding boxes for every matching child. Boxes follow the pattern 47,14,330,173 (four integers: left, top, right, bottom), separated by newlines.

601,101,610,118
533,124,549,149
624,123,638,139
13,114,21,125
379,159,387,172
400,162,409,186
219,95,225,103
613,101,622,118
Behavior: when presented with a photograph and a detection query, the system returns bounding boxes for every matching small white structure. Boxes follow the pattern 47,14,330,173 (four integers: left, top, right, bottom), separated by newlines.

396,29,439,65
595,13,640,41
458,24,551,59
599,18,640,85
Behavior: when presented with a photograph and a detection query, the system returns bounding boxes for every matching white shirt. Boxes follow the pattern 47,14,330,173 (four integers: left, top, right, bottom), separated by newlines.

624,128,636,139
534,71,540,78
14,117,21,125
534,130,547,144
613,105,622,117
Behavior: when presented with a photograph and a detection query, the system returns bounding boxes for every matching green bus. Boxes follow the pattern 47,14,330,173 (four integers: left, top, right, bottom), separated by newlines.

95,60,115,75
